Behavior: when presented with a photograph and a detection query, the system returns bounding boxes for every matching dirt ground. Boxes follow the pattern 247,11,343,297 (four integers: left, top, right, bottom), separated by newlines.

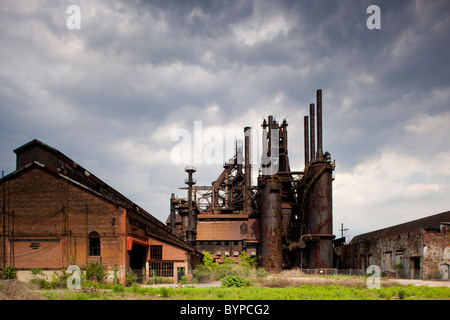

0,279,47,300
262,270,450,288
147,270,450,289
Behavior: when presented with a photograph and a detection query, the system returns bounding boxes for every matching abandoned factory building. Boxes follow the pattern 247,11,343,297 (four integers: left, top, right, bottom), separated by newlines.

2,88,448,283
0,139,201,284
338,211,450,279
167,89,336,271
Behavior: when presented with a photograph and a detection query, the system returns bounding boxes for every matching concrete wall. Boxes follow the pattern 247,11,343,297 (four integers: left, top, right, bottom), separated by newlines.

422,225,450,279
343,225,450,279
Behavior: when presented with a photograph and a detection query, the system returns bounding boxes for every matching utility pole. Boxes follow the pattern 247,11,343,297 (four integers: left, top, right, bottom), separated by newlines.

340,223,349,240
2,170,6,268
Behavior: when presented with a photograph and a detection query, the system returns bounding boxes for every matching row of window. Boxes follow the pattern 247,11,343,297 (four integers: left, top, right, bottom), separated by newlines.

197,240,241,246
149,262,174,277
88,234,164,260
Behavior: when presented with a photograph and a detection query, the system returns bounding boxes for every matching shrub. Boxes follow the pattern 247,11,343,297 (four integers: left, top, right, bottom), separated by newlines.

1,266,17,279
126,270,138,286
221,275,246,288
84,262,107,283
239,251,258,269
112,284,125,292
159,287,170,298
179,275,188,285
52,269,72,288
397,288,406,300
202,251,217,269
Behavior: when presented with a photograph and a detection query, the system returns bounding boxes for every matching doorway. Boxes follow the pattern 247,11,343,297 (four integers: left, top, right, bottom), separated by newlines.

410,257,420,279
177,267,185,283
130,244,148,283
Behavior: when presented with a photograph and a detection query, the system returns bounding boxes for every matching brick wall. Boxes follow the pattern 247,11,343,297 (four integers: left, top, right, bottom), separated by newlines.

1,165,127,283
1,164,198,285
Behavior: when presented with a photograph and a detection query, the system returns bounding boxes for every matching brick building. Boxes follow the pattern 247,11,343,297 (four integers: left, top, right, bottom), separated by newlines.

0,139,201,284
338,211,450,279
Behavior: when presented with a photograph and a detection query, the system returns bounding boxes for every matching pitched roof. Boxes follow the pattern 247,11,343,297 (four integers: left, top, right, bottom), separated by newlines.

351,210,450,243
3,140,197,252
14,139,58,155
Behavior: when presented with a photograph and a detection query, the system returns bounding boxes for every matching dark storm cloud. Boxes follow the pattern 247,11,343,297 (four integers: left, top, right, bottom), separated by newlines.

1,0,449,234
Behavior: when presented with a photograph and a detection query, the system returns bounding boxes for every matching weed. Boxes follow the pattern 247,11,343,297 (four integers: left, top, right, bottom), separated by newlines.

398,288,406,300
85,262,108,283
159,287,170,298
0,266,17,279
126,270,138,286
112,284,125,293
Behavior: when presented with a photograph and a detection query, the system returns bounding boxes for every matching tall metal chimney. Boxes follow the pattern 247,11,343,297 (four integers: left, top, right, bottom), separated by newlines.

316,89,323,160
244,126,252,214
184,166,196,244
170,193,176,233
309,103,315,162
304,116,309,167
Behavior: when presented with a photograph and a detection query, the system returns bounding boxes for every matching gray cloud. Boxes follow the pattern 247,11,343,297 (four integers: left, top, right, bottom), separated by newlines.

1,0,449,237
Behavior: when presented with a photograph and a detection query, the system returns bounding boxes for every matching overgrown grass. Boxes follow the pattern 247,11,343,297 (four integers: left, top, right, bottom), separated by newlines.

191,250,265,284
374,285,450,300
33,254,450,301
40,283,450,300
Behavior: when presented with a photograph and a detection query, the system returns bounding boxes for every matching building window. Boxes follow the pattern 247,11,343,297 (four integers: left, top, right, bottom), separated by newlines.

150,245,162,260
89,231,101,256
240,222,248,234
149,262,174,277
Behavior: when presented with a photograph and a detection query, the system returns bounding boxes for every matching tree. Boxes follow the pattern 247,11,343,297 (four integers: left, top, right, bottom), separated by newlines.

239,250,258,269
202,250,216,269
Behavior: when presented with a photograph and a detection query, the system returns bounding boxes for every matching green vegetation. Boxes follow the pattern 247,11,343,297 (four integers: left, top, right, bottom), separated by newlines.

191,250,266,284
221,275,248,288
0,266,17,279
125,270,138,287
28,263,110,289
85,262,108,283
375,285,450,300
8,255,447,300
37,282,450,300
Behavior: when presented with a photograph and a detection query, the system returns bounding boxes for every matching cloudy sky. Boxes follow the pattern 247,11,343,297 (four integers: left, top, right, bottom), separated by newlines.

1,0,449,240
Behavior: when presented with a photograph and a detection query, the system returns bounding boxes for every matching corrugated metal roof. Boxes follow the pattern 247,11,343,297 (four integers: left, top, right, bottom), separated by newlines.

351,210,450,243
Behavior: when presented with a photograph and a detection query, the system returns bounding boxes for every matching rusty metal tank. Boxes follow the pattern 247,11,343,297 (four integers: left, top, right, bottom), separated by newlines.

304,160,334,268
259,176,283,271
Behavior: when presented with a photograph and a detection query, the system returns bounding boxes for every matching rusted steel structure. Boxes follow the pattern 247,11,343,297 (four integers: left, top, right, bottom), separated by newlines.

168,89,335,270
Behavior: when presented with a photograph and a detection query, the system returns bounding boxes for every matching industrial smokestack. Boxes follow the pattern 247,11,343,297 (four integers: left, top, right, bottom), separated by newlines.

170,193,176,233
184,166,196,244
309,103,315,162
304,116,309,167
244,126,252,213
316,89,323,160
